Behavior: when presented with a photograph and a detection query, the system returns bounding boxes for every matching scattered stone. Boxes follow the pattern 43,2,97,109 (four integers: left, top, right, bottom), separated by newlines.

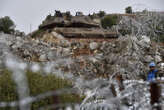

161,63,164,69
51,32,64,39
144,55,154,63
47,51,57,60
89,42,99,50
62,48,71,56
39,54,47,61
155,55,162,63
138,35,150,48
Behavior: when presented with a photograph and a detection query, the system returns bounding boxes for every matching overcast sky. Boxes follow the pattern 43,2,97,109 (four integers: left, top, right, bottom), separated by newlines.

0,0,164,34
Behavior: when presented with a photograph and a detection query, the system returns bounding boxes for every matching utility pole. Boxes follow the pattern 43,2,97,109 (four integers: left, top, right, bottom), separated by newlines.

30,24,32,35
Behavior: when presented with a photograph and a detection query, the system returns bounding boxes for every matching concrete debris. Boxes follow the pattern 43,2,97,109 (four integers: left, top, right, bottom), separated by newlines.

144,55,154,63
0,32,164,79
51,32,64,39
39,54,47,61
161,63,164,69
89,42,99,50
155,55,162,63
138,35,151,48
117,12,164,38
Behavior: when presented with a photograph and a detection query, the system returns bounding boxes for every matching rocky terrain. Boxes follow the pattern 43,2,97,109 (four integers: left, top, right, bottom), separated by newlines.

0,32,163,80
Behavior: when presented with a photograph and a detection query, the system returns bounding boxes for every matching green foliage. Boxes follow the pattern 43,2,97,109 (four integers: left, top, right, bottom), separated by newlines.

0,69,84,110
0,69,18,110
98,11,106,18
125,6,132,14
101,15,118,29
0,16,15,34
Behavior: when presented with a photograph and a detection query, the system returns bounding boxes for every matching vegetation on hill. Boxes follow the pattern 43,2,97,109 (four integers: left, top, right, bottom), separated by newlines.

125,6,132,14
0,16,15,34
101,15,118,29
97,11,106,18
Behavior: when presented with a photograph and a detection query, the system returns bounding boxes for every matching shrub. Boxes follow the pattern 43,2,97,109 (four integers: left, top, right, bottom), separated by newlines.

125,6,132,14
101,15,118,29
0,16,15,34
0,69,84,110
98,11,106,18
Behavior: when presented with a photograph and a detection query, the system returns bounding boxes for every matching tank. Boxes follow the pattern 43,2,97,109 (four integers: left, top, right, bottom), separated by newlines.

39,11,118,39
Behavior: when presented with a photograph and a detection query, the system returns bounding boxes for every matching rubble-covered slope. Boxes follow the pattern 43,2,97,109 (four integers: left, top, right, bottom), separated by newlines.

0,32,164,80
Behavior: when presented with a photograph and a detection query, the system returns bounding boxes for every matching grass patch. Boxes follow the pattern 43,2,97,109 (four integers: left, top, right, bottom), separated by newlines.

0,69,84,110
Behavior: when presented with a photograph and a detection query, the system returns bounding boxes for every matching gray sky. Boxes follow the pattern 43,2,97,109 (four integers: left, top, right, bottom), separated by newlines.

0,0,164,34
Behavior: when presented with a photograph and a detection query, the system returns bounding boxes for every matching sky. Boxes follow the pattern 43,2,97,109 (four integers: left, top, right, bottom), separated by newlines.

0,0,164,34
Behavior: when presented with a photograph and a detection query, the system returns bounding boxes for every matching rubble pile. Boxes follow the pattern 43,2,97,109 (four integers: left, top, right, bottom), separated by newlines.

0,32,164,79
117,11,164,37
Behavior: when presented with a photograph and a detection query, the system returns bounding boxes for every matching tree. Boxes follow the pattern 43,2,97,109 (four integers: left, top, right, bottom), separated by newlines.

125,6,132,14
101,15,118,29
0,16,15,34
98,11,106,18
